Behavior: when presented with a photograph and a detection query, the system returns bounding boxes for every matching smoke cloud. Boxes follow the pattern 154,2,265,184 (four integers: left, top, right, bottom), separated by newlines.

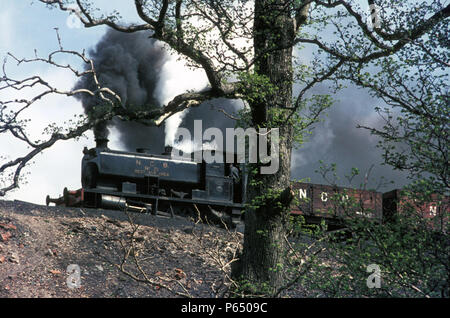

291,85,410,191
74,29,240,153
74,29,167,151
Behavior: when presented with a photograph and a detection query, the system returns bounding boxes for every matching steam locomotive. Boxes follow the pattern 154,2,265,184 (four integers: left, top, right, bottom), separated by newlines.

47,140,448,232
48,139,246,227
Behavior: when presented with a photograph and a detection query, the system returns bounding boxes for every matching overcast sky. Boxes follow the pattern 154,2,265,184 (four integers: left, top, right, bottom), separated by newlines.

0,0,410,205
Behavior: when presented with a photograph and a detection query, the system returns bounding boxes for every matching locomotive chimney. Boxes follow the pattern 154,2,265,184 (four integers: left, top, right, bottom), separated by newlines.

95,137,109,149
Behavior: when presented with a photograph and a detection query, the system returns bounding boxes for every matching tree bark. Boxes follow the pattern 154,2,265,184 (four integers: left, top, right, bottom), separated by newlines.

234,0,296,295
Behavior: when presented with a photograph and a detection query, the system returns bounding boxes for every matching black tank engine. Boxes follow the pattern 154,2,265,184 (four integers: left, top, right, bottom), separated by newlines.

76,138,246,226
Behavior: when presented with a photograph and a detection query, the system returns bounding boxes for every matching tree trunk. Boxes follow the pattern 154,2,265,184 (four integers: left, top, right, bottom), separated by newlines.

234,0,295,295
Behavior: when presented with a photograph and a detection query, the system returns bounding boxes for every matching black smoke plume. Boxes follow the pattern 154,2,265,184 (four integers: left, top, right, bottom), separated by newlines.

74,29,167,151
74,29,240,153
291,85,409,191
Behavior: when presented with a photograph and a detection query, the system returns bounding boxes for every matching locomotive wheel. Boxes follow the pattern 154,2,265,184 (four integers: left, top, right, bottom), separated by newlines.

81,163,98,189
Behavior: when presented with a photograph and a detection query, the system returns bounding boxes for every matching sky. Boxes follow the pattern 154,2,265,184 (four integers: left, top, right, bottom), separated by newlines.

0,0,410,205
0,0,105,204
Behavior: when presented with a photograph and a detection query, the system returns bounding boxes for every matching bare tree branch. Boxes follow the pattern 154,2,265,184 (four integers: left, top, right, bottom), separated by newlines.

296,1,450,64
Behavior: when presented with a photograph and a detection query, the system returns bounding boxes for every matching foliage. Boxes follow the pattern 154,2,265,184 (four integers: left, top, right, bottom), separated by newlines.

332,2,449,193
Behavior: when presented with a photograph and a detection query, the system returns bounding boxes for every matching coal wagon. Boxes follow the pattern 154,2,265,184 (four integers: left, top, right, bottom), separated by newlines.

383,189,449,233
290,182,383,230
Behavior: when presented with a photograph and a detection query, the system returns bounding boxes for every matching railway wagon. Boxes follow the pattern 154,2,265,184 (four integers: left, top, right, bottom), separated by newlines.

383,189,449,233
290,182,383,230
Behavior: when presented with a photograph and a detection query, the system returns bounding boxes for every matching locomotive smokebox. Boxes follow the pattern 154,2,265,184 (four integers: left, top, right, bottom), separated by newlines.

95,137,109,149
163,145,173,156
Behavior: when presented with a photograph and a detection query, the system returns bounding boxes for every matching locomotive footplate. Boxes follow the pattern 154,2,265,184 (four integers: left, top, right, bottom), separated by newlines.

82,188,245,225
83,188,244,208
